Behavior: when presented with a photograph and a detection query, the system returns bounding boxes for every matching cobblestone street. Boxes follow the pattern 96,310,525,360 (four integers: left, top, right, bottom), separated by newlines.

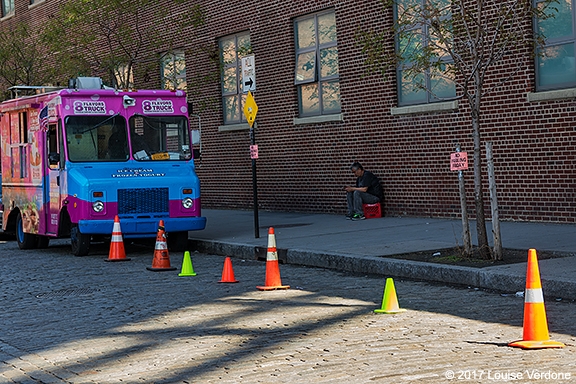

1,238,575,383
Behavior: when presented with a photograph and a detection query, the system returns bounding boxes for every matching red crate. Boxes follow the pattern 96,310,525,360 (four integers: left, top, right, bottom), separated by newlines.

363,203,382,219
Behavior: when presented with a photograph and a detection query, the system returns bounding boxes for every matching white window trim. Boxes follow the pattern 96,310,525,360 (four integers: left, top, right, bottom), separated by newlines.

527,88,576,102
391,100,458,115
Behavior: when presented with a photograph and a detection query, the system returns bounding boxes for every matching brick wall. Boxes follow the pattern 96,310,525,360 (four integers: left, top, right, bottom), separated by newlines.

2,0,575,222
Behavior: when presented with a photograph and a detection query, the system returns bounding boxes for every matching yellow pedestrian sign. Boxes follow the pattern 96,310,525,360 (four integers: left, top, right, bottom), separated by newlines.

243,91,258,128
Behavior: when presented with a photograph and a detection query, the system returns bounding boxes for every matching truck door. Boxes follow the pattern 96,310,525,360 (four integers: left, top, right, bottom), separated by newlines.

44,122,62,235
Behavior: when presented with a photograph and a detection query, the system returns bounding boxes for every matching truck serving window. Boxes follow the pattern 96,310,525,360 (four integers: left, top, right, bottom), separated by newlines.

129,115,191,161
64,114,128,162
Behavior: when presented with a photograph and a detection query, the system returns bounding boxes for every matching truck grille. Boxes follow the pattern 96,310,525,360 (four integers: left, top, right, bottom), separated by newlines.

118,188,169,215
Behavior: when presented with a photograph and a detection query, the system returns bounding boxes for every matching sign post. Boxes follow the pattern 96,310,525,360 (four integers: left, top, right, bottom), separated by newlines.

452,145,471,255
244,91,259,238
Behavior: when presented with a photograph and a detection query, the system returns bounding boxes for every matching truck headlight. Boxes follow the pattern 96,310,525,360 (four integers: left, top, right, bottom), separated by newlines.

92,200,104,212
182,197,193,209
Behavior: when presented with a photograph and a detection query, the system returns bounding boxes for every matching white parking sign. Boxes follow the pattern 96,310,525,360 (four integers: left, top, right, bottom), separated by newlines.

241,55,256,93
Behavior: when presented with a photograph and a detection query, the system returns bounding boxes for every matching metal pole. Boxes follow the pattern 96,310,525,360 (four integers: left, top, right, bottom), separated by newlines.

250,122,259,238
457,144,472,256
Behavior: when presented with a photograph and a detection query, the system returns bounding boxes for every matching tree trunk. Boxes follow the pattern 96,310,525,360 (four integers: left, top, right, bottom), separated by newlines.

471,97,491,260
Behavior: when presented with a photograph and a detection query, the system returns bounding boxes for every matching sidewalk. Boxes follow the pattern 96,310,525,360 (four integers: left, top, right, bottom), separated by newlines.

189,209,576,300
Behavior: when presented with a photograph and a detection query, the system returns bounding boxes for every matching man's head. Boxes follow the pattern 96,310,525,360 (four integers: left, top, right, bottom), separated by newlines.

350,162,364,177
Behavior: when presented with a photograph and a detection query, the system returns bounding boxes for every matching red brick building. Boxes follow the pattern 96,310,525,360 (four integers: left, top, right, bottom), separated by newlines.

2,0,575,222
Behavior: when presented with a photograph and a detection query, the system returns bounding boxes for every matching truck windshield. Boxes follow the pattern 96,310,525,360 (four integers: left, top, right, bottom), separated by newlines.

65,114,129,162
129,114,191,161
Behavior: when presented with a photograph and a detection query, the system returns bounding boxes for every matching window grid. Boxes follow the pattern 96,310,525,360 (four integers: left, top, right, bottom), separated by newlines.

294,10,341,117
220,32,251,125
1,0,14,17
395,0,456,106
535,0,576,90
161,52,187,91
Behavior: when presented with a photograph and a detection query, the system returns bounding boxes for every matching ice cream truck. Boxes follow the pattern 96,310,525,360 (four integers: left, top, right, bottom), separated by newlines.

0,77,206,255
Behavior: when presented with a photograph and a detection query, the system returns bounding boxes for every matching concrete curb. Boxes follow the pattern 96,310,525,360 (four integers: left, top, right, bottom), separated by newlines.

191,239,576,300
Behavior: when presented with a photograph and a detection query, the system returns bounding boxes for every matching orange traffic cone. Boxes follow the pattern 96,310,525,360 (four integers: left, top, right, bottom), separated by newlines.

508,249,564,349
257,227,290,291
374,278,406,314
105,215,131,262
219,256,238,283
146,220,176,271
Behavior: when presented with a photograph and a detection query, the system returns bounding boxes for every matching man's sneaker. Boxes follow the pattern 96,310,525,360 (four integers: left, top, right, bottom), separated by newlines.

351,213,366,221
345,213,353,220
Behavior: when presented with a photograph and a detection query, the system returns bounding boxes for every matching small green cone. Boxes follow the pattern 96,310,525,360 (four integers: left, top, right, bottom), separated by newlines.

178,251,197,276
374,278,406,314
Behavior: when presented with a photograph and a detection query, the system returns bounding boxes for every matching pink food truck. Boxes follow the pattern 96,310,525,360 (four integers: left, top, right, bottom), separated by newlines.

0,77,206,255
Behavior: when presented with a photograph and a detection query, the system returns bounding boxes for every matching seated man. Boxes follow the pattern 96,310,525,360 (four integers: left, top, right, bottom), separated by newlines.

344,162,383,220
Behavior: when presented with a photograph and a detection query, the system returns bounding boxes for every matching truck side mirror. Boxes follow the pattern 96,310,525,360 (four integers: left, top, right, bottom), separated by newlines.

49,152,60,165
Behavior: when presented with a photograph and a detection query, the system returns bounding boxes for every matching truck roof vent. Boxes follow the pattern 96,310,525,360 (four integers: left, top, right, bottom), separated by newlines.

69,77,104,90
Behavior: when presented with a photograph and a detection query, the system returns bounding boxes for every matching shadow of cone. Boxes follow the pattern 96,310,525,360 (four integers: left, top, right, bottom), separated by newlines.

146,220,176,272
219,256,238,283
257,227,289,291
509,249,564,349
179,251,196,276
374,278,406,314
105,215,131,262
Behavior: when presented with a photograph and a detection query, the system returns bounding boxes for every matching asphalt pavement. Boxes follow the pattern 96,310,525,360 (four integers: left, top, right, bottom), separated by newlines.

189,209,576,300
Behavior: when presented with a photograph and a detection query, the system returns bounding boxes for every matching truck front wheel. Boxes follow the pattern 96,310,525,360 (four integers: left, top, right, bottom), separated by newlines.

71,226,90,256
168,231,189,252
16,213,37,249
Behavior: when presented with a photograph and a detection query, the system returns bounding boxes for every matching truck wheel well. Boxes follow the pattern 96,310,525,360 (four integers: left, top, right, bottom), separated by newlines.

59,208,71,237
5,208,20,234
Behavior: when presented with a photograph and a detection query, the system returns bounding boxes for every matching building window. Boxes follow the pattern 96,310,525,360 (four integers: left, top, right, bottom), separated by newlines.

220,32,251,124
535,0,576,90
294,10,340,117
114,64,134,90
395,0,456,105
161,51,186,91
1,0,14,17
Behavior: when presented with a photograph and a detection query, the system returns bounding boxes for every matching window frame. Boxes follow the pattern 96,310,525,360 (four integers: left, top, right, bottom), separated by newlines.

1,0,14,18
219,32,251,125
294,9,341,117
394,0,456,106
160,51,187,91
534,0,576,91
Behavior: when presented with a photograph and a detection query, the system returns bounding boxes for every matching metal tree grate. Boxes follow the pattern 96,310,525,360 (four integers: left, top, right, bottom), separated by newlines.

35,288,100,299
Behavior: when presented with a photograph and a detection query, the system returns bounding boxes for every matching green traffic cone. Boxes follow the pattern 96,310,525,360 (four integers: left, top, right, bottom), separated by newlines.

374,278,406,314
178,251,197,276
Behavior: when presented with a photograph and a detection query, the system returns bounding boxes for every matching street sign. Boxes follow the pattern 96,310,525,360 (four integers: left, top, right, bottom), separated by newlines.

250,144,259,159
243,91,258,128
241,55,256,93
450,152,468,171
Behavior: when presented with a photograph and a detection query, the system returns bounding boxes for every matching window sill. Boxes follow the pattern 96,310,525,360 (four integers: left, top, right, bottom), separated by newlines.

0,12,14,21
391,100,458,116
218,123,250,132
527,88,576,103
293,114,343,125
28,0,46,10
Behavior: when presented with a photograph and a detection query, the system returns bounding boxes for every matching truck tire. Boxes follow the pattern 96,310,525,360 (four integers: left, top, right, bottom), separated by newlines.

168,231,189,252
37,236,50,249
70,226,90,256
16,213,37,249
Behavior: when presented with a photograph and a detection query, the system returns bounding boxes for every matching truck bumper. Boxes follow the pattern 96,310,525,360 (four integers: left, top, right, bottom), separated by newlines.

78,216,207,238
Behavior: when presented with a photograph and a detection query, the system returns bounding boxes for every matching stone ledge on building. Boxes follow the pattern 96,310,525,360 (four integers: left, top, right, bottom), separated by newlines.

391,100,459,115
527,88,576,103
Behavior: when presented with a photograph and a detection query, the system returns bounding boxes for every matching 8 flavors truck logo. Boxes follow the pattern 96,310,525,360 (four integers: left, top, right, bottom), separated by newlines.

73,100,107,114
142,99,174,114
